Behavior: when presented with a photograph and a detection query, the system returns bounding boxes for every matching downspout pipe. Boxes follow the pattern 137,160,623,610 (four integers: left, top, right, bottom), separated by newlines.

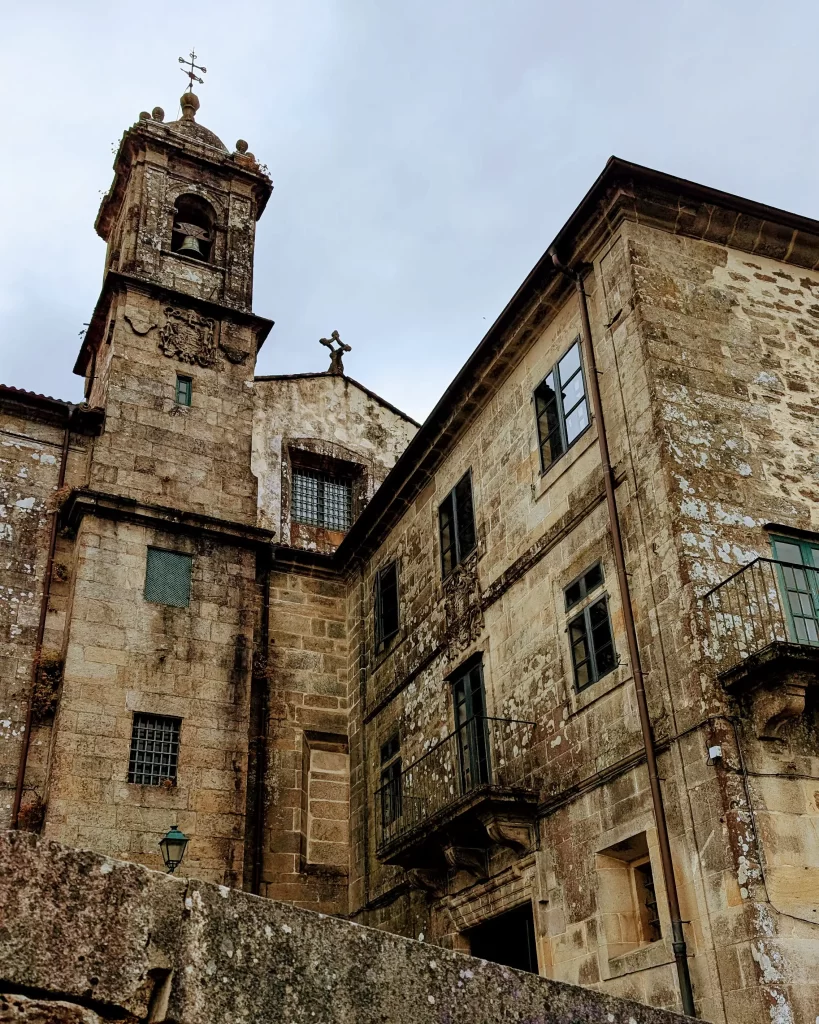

11,405,76,829
551,252,697,1019
250,545,273,895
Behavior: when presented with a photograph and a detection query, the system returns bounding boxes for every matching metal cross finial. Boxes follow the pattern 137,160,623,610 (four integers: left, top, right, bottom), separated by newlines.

178,49,207,92
319,330,351,376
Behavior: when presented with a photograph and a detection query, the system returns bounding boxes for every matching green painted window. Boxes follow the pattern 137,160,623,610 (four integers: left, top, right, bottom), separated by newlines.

176,375,192,406
771,536,819,645
144,548,192,608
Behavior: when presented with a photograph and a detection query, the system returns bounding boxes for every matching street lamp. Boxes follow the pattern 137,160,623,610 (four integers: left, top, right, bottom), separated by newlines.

159,824,188,874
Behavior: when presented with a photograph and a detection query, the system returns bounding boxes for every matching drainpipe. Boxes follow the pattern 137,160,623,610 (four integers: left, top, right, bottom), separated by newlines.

250,547,273,895
551,253,697,1019
11,405,76,829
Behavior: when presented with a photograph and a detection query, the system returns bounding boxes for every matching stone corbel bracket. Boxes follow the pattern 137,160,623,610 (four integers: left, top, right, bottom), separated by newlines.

478,810,537,854
720,644,819,740
442,844,488,881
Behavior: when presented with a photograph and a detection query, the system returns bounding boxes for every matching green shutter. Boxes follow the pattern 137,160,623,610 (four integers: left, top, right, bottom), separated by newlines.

144,548,192,607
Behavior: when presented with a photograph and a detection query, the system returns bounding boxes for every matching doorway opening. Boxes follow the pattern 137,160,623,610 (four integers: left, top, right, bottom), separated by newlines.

466,902,538,974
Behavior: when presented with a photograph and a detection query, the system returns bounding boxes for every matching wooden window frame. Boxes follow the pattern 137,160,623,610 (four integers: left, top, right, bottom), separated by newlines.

374,560,400,650
439,470,477,579
533,339,591,473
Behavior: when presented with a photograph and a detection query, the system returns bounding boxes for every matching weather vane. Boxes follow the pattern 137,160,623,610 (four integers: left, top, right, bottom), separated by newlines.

178,49,207,92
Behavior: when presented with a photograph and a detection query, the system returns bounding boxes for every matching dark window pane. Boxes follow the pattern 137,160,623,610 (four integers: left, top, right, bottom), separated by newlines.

380,758,402,826
584,563,603,592
589,598,616,678
535,375,564,468
569,614,591,688
565,579,583,609
376,562,400,644
455,473,476,557
439,493,456,577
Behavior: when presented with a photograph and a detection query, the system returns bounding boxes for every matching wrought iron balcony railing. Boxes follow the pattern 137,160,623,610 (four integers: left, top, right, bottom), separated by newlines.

704,557,819,679
375,716,537,854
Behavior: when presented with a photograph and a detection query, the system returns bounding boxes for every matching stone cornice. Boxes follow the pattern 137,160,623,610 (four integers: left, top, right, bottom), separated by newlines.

60,488,276,550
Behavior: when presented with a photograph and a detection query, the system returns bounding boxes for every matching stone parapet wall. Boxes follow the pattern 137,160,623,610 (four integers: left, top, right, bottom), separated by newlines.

0,831,690,1024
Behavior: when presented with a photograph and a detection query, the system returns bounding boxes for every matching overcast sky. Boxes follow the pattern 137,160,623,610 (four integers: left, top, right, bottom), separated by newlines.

1,1,817,422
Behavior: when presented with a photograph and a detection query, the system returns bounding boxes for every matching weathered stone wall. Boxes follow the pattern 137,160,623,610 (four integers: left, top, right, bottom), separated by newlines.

0,831,691,1024
621,222,819,1024
347,213,819,1023
252,374,417,547
0,403,89,829
88,284,261,526
251,566,351,912
42,516,258,885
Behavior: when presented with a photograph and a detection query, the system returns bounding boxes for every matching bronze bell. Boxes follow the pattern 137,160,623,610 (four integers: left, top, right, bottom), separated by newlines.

178,234,204,259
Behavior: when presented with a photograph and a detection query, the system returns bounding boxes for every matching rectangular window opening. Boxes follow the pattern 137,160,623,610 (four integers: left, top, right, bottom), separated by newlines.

466,903,538,974
534,340,590,472
175,374,192,406
439,471,477,578
597,832,662,957
451,660,491,792
128,713,181,786
568,594,615,690
144,548,193,608
292,468,353,532
379,734,402,828
374,560,400,648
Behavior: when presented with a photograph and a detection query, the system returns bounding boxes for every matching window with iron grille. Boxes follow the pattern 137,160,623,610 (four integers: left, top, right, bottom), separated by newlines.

291,468,352,531
439,471,477,578
128,713,181,786
380,734,402,827
534,340,590,471
568,595,616,689
176,374,192,406
144,548,193,608
374,560,400,648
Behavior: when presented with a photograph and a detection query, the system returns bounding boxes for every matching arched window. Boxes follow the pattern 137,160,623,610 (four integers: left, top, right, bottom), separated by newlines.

171,194,215,262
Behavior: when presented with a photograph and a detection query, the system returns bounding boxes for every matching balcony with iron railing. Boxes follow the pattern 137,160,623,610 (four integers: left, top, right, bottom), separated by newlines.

375,716,538,871
704,558,819,737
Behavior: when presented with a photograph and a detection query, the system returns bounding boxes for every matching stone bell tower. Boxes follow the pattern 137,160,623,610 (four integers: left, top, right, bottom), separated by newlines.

73,86,273,524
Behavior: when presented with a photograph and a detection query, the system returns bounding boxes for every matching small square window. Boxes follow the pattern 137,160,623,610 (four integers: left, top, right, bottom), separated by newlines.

128,713,181,786
175,375,192,406
144,548,192,608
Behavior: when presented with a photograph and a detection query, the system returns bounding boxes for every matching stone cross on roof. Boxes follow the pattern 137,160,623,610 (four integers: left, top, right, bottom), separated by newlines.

319,331,351,376
179,49,207,92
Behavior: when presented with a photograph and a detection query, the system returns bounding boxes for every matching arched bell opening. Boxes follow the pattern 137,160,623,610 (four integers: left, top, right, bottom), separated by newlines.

171,194,216,262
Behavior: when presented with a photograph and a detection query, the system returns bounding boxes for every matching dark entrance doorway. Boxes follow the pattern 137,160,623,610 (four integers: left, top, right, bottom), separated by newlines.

466,902,538,974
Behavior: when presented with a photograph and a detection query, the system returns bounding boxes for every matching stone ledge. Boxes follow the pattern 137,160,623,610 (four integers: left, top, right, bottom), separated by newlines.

0,831,691,1024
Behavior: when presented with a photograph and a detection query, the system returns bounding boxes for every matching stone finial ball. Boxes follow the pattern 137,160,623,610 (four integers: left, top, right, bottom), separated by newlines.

152,107,165,122
139,111,151,121
181,91,201,113
235,139,249,155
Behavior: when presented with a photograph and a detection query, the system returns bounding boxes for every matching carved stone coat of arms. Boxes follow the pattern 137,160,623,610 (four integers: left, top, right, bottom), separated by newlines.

158,307,217,367
443,553,484,652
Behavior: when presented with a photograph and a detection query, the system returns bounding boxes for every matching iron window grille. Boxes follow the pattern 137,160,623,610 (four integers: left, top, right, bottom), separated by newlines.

439,471,477,578
380,735,402,828
128,713,181,786
144,548,193,608
292,468,353,531
569,596,616,689
176,375,192,406
534,340,590,471
374,560,400,648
